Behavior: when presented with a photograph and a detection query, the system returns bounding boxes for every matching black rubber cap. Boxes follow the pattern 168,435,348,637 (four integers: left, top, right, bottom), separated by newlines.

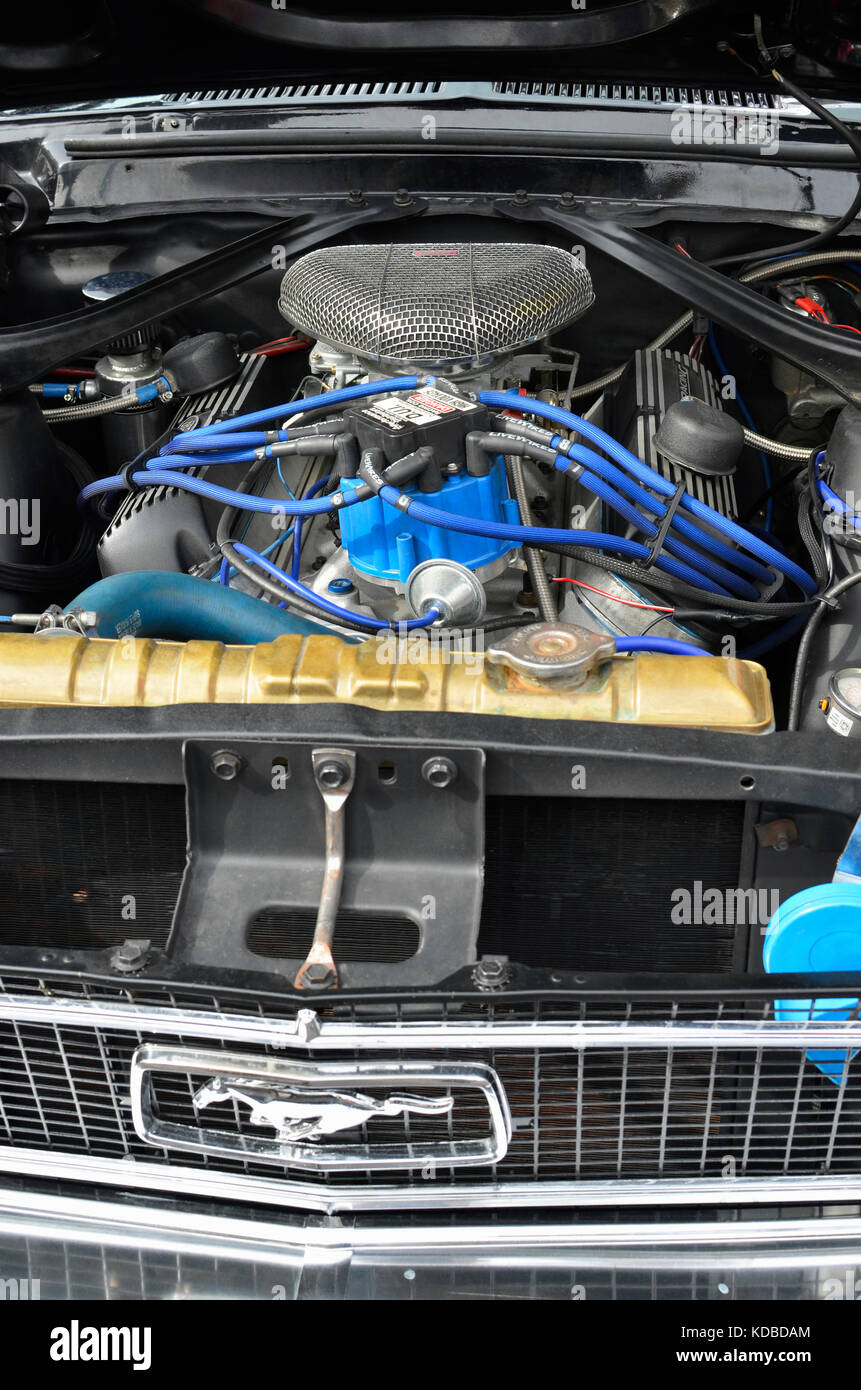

653,398,743,477
162,332,240,396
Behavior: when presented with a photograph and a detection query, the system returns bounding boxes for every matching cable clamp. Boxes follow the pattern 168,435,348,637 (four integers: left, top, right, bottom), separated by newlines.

119,461,145,493
641,481,687,569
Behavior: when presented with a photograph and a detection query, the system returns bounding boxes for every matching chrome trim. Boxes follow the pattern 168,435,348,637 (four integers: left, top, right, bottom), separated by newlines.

1,1144,861,1216
131,1046,511,1171
0,1184,859,1272
0,992,859,1050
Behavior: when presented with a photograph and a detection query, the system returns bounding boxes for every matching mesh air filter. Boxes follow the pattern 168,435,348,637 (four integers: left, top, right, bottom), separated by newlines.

278,242,594,370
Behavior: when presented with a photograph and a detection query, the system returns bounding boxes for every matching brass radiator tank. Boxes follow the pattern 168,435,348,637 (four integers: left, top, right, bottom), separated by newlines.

0,632,773,731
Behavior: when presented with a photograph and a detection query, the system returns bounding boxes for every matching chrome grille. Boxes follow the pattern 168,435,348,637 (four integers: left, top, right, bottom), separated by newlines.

278,243,595,369
0,979,860,1210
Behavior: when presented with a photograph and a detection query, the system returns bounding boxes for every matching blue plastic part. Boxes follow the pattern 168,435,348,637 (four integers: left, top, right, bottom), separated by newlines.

339,455,520,584
836,816,861,886
763,881,861,1084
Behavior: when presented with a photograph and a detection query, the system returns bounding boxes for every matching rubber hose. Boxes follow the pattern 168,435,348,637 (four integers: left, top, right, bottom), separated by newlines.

64,571,335,643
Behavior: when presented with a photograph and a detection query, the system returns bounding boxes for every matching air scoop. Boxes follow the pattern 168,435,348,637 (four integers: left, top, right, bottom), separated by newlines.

278,242,594,375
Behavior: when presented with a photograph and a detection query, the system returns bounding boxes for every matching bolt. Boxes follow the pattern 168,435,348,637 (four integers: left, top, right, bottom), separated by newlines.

316,757,351,789
393,188,414,207
472,955,510,989
347,189,365,206
302,963,336,990
422,756,458,789
210,750,243,781
513,189,529,206
111,938,152,974
560,191,576,207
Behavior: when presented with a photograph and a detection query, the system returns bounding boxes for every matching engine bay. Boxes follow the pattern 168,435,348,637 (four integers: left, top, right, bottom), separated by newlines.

0,215,859,739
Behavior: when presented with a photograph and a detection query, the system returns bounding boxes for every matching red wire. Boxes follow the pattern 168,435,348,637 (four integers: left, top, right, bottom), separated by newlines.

793,297,861,335
251,336,309,356
50,367,97,379
552,576,674,612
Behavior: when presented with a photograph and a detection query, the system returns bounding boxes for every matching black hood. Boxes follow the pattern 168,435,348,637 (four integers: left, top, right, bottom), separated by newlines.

0,1,855,107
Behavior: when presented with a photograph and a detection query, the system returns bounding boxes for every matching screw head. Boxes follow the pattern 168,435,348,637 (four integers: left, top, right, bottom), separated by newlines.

210,750,243,781
422,756,457,789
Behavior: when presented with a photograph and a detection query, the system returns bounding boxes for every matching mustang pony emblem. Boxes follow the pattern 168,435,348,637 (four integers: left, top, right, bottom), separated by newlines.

192,1074,455,1142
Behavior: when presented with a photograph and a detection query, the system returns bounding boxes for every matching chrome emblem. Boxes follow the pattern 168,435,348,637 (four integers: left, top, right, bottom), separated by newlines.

131,1045,511,1171
192,1074,454,1142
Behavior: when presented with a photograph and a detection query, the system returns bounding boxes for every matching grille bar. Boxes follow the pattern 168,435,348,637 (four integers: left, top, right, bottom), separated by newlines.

1,993,860,1050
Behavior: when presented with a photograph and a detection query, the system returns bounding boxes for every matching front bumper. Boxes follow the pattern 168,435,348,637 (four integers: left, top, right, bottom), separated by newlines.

0,1181,859,1299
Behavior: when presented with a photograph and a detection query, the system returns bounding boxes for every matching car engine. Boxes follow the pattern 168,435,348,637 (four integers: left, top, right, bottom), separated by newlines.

3,227,858,741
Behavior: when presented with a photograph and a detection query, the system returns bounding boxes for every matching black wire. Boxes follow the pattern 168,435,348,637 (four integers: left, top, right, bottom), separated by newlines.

739,457,812,522
787,569,861,730
528,542,816,615
708,56,861,270
480,612,538,632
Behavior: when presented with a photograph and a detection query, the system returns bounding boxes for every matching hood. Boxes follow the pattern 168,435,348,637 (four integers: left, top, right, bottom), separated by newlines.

0,1,855,108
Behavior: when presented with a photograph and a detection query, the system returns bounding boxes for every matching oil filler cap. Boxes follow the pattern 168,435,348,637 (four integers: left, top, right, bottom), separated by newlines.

486,622,616,685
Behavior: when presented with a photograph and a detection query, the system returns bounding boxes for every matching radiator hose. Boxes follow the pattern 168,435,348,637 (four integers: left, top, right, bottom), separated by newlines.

64,571,336,643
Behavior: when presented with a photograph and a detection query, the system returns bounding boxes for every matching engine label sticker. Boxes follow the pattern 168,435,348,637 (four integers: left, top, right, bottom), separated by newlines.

361,388,476,429
408,388,477,416
360,397,438,428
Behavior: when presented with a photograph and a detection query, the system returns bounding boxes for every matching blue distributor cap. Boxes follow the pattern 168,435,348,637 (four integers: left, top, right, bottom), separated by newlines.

338,455,520,585
763,878,861,1084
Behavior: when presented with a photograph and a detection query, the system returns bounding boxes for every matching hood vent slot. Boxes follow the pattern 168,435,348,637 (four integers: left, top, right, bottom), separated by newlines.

163,80,444,105
491,81,778,109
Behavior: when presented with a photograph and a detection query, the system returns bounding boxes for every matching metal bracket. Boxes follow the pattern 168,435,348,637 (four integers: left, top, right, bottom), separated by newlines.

169,740,485,989
294,749,356,991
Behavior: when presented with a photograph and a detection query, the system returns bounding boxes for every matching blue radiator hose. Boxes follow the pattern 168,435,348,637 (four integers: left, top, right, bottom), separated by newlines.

64,572,336,643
